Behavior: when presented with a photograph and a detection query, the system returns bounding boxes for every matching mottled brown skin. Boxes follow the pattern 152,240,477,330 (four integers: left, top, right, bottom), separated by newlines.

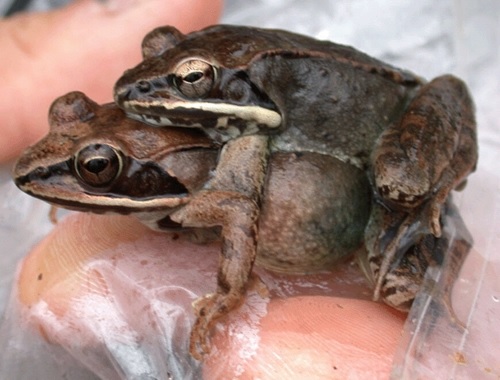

113,25,478,357
372,75,477,237
14,92,219,216
14,92,372,359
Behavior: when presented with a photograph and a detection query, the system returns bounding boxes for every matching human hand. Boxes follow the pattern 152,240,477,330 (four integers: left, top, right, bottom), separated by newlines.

18,213,405,379
0,0,222,162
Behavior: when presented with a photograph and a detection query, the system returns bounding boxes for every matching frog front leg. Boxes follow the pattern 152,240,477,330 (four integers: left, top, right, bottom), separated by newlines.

372,75,477,238
170,135,269,359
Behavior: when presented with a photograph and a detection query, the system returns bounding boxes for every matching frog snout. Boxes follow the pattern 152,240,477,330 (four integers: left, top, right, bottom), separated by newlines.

114,74,169,103
114,80,153,103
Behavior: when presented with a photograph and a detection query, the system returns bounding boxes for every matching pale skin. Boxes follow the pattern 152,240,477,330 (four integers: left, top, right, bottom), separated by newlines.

1,1,404,378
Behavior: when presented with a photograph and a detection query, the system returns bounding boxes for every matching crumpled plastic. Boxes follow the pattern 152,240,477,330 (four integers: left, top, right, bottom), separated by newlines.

1,0,499,379
1,212,379,379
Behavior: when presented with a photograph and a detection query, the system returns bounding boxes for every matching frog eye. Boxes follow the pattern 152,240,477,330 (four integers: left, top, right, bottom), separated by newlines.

74,144,123,187
174,59,216,98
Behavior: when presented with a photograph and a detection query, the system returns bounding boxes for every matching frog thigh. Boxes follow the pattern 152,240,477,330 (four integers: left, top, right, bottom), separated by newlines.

370,75,477,235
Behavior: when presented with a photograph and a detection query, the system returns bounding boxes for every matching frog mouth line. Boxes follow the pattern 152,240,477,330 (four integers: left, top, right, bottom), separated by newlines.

123,100,282,130
16,183,190,213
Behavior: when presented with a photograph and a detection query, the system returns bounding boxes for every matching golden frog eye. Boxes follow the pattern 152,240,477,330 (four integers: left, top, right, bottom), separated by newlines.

74,144,123,187
174,59,215,98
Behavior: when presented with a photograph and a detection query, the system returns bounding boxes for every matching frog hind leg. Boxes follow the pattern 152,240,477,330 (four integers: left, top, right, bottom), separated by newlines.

375,225,443,311
366,199,471,323
365,201,429,305
371,75,477,237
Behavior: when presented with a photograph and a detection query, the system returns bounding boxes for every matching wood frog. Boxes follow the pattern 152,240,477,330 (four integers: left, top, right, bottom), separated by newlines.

14,91,375,358
112,25,478,354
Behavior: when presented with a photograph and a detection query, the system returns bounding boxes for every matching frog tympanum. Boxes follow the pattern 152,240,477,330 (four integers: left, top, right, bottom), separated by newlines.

15,25,478,360
112,25,478,356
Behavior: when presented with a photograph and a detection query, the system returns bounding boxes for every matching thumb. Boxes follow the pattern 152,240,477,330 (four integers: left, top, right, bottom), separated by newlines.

0,0,222,162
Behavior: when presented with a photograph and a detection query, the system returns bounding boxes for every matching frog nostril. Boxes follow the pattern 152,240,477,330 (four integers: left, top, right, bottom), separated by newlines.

124,89,132,100
34,166,51,179
136,80,152,94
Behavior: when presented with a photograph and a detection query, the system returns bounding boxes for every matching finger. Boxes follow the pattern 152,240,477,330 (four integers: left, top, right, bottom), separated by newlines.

16,213,220,378
18,213,219,308
206,296,405,379
0,0,223,162
17,212,405,379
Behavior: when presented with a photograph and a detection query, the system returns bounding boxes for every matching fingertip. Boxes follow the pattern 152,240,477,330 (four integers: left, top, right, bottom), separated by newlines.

17,213,150,307
206,296,406,379
0,0,223,162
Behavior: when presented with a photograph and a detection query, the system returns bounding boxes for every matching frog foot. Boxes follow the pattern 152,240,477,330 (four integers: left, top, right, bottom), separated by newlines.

371,201,444,302
189,291,242,360
189,294,215,360
372,216,414,302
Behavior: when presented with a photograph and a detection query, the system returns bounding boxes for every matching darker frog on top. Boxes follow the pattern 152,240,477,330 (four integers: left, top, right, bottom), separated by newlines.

113,25,477,356
114,24,477,239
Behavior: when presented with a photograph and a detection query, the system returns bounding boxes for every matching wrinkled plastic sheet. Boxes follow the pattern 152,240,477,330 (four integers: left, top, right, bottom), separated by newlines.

1,0,499,379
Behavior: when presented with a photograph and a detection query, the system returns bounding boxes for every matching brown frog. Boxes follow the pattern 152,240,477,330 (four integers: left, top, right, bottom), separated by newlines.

14,91,374,358
112,25,478,355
